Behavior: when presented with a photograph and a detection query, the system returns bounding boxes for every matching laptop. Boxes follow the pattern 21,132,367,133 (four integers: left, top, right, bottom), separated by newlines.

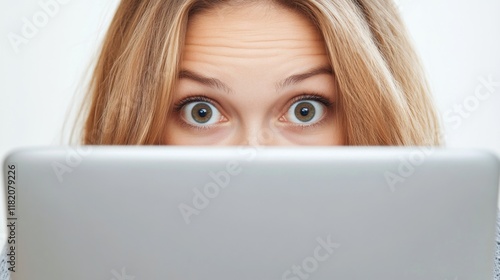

1,146,499,280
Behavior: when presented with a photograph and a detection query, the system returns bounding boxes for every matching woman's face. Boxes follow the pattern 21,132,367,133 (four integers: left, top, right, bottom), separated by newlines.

165,2,342,146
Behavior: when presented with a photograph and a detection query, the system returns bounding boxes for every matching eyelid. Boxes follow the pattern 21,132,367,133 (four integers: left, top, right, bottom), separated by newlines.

278,93,334,127
173,95,218,112
174,93,333,112
280,93,334,120
287,93,334,108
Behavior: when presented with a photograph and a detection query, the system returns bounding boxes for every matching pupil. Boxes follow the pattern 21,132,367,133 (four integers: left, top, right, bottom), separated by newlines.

300,107,309,116
198,108,207,117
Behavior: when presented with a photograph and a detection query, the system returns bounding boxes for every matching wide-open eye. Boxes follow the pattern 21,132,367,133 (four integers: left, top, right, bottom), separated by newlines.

181,101,222,126
285,100,325,125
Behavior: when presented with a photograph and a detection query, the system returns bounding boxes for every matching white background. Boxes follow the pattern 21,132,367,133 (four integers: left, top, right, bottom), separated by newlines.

1,0,499,159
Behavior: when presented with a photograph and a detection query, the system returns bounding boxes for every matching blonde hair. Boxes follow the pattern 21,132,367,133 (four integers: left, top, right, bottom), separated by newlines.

77,0,441,145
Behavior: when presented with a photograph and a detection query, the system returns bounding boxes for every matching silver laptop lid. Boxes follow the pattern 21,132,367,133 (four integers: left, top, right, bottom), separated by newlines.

2,147,499,280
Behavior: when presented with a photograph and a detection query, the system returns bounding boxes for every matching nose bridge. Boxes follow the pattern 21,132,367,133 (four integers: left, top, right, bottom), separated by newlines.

235,123,277,146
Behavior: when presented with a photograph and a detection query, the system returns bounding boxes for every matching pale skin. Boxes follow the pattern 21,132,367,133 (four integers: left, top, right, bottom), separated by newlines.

165,2,343,146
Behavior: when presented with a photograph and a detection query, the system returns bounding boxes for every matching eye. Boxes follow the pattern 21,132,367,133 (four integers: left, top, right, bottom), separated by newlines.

285,100,326,125
181,101,222,126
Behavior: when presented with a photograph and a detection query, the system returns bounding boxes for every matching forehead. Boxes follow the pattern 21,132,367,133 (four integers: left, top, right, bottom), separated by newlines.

183,2,328,66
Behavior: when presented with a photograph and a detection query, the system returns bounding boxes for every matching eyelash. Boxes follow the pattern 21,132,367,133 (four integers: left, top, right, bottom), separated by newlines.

289,93,334,110
173,95,219,131
173,95,215,112
283,93,334,130
173,93,334,130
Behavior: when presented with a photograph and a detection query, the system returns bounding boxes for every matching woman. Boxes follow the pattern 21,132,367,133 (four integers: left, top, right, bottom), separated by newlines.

77,0,440,146
75,0,498,277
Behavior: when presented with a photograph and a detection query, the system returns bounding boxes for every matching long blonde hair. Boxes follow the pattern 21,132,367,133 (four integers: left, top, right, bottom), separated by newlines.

77,0,441,145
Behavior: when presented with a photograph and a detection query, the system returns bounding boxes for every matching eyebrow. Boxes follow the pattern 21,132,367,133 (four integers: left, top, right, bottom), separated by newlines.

178,65,333,94
178,69,234,94
275,66,333,92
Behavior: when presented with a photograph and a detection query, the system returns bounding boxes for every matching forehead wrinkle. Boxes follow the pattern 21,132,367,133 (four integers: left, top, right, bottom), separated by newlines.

180,2,332,95
184,6,328,64
183,50,327,60
186,24,323,42
183,43,328,60
185,37,325,47
185,21,325,50
186,22,323,37
188,20,319,34
182,52,327,62
185,34,327,53
184,42,326,51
